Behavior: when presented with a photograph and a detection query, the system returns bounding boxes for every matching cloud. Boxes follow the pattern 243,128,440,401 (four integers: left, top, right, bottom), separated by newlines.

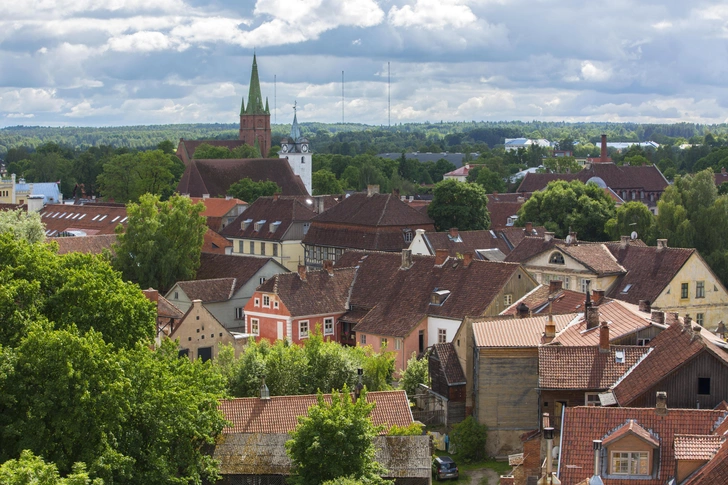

580,61,612,82
106,31,180,52
388,0,478,30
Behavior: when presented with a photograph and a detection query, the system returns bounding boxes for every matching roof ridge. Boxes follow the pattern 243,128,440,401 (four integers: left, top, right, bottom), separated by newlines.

376,193,391,227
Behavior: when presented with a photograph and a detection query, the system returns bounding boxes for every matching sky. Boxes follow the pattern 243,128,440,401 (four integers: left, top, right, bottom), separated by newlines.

1,0,728,127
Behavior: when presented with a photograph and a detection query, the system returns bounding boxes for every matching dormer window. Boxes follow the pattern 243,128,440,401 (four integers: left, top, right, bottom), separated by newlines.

612,452,649,475
254,220,266,232
602,419,658,478
430,289,451,306
549,252,565,265
403,229,413,243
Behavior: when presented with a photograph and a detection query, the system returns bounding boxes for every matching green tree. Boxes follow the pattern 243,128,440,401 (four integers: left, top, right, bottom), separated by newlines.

428,179,490,231
0,450,99,485
399,352,429,401
474,167,507,194
516,180,616,241
605,201,655,243
342,166,361,190
193,143,260,159
285,387,387,485
312,169,344,195
542,156,581,174
227,178,281,203
113,194,206,292
97,150,181,203
450,416,487,462
0,209,45,243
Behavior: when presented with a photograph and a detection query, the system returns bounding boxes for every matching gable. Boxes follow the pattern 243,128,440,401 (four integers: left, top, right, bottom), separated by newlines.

525,248,593,273
654,252,728,305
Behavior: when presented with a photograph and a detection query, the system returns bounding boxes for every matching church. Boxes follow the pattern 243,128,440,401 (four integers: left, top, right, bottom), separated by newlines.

176,56,312,198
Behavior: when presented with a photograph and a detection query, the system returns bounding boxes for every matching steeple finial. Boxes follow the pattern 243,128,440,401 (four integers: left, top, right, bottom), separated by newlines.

290,101,301,141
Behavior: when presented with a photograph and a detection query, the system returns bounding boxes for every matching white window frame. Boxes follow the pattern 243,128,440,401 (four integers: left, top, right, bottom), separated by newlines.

585,392,601,406
696,313,705,326
438,328,447,344
324,317,334,335
254,298,260,307
361,334,367,345
504,294,513,306
263,295,270,308
299,320,309,339
395,339,402,350
274,301,279,309
381,337,388,348
235,307,244,320
250,318,259,336
610,451,649,476
580,278,592,293
696,281,705,298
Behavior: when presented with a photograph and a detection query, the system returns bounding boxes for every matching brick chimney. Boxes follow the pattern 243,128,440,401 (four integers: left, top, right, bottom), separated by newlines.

548,280,563,294
366,185,380,197
463,251,474,267
544,232,554,242
657,239,668,250
592,289,605,306
620,235,630,249
449,227,459,239
651,310,665,325
297,264,307,281
143,288,159,303
600,134,608,162
723,167,727,176
401,249,413,270
599,321,610,353
273,193,280,201
517,302,530,318
544,314,556,342
435,249,449,265
568,231,577,245
525,221,533,233
322,259,334,275
638,300,651,313
656,391,668,416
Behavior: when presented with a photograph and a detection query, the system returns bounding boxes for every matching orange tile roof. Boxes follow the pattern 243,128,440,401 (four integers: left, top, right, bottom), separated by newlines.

560,407,728,485
674,434,724,460
682,438,728,484
552,300,653,346
502,286,593,316
190,196,247,216
52,234,117,254
202,227,232,254
219,390,413,434
602,419,659,448
473,313,577,348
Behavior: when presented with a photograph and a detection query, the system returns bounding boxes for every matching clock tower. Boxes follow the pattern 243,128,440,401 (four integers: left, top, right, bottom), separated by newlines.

279,102,312,195
239,55,271,157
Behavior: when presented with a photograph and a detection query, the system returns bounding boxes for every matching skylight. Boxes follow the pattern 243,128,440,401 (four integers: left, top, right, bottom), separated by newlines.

97,215,107,221
621,284,633,294
111,216,120,222
615,350,625,364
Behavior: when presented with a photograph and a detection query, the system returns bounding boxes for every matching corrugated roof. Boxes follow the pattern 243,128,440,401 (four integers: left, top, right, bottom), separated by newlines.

473,313,577,348
551,300,652,347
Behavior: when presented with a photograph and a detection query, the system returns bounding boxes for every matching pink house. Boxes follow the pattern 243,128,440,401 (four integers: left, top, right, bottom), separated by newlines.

243,262,356,345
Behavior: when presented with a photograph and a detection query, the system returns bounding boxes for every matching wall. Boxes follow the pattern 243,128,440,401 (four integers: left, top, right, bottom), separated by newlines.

484,267,538,316
172,300,245,361
476,347,540,457
427,316,462,347
408,233,432,256
524,249,618,293
357,317,427,373
654,253,728,330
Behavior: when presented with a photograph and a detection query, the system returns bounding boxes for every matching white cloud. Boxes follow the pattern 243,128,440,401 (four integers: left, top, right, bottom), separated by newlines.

106,31,179,52
0,88,65,113
652,20,673,30
580,61,612,82
388,0,477,30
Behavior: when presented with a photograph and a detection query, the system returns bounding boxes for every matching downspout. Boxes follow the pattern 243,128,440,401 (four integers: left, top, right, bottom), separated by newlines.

556,403,565,478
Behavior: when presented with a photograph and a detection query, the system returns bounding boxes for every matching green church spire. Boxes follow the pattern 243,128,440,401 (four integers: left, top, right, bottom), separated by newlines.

265,97,270,114
239,96,245,116
245,54,265,115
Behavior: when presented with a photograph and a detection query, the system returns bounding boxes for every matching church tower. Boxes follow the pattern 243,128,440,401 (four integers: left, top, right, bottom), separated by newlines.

239,55,271,157
279,104,312,195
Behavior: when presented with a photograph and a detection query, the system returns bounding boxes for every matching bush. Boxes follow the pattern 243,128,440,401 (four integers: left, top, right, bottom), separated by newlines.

450,416,487,462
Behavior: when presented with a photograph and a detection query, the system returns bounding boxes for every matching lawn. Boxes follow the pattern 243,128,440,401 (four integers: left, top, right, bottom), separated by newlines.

433,450,512,484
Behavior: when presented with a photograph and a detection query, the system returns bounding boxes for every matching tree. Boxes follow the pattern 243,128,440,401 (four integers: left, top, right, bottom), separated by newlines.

113,194,206,292
428,179,490,231
97,150,181,203
605,201,655,243
516,180,616,241
285,387,387,485
227,178,281,203
450,416,487,463
399,352,429,401
312,169,344,195
0,450,98,485
542,156,581,174
0,209,45,243
193,143,260,159
474,166,506,194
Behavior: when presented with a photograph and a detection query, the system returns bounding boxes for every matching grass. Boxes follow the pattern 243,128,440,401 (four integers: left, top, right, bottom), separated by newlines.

433,450,512,485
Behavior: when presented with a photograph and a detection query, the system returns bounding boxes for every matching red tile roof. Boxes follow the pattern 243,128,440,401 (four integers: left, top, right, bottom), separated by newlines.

432,343,466,385
195,253,284,292
202,227,233,254
157,295,184,319
539,345,650,390
674,434,724,460
41,203,127,236
502,286,593,316
419,229,511,258
488,201,525,230
472,313,577,348
517,162,669,194
219,390,413,434
52,234,117,254
611,322,728,406
602,419,660,448
175,278,237,303
190,196,247,216
220,196,316,241
682,438,728,484
560,406,727,485
498,225,546,249
551,300,653,346
257,267,356,317
177,158,309,198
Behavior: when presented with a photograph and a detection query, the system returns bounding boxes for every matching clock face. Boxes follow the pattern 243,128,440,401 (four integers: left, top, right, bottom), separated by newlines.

281,144,289,153
301,144,309,153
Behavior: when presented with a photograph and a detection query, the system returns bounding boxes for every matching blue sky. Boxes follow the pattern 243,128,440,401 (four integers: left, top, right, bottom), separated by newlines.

1,0,728,127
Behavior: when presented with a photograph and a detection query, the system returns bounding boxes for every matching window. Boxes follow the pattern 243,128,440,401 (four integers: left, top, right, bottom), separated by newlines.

681,282,689,299
249,241,255,254
580,278,592,293
238,240,244,253
696,313,704,326
263,295,270,307
254,298,260,307
395,339,402,350
361,334,367,345
698,377,711,395
549,252,565,265
299,320,309,339
585,393,602,406
235,307,244,320
324,317,334,335
174,291,179,300
611,451,649,475
273,244,278,257
403,230,413,243
261,242,266,255
250,318,259,335
438,328,447,344
504,294,513,306
696,281,705,298
637,338,651,346
259,277,266,284
381,337,388,348
274,301,279,309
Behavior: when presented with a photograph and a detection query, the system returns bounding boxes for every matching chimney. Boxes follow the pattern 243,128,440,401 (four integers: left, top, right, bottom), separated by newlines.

651,310,665,325
463,251,474,268
354,368,364,401
435,249,449,265
544,314,556,342
600,134,607,162
568,231,577,245
517,196,525,203
723,167,727,176
415,228,426,237
542,427,557,484
401,249,413,270
273,193,280,201
544,232,554,242
392,188,400,197
318,197,325,214
142,288,159,303
297,264,307,281
657,239,668,250
656,391,668,416
260,375,270,400
517,302,530,319
366,185,379,197
448,227,459,239
683,314,693,331
493,191,499,199
592,289,605,306
590,441,604,485
525,221,533,233
620,235,630,249
638,300,651,313
587,306,600,330
549,280,563,294
202,193,210,199
599,321,610,353
322,259,334,275
716,320,727,340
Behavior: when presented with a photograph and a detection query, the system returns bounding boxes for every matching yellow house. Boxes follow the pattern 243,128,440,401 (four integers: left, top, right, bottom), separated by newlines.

220,195,315,272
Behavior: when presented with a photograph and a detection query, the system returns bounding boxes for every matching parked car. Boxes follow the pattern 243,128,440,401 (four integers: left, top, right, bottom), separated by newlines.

432,456,459,481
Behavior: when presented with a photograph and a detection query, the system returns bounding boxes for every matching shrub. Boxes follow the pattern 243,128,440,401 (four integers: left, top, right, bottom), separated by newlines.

450,416,487,462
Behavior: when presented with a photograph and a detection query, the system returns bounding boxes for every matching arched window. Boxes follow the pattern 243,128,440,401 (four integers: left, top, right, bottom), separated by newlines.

549,252,565,265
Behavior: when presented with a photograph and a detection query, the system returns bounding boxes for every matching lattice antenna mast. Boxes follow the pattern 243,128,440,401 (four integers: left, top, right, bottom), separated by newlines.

342,70,345,124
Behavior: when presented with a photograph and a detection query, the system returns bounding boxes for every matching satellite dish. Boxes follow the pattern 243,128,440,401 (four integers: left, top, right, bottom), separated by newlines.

565,235,572,244
631,231,638,240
